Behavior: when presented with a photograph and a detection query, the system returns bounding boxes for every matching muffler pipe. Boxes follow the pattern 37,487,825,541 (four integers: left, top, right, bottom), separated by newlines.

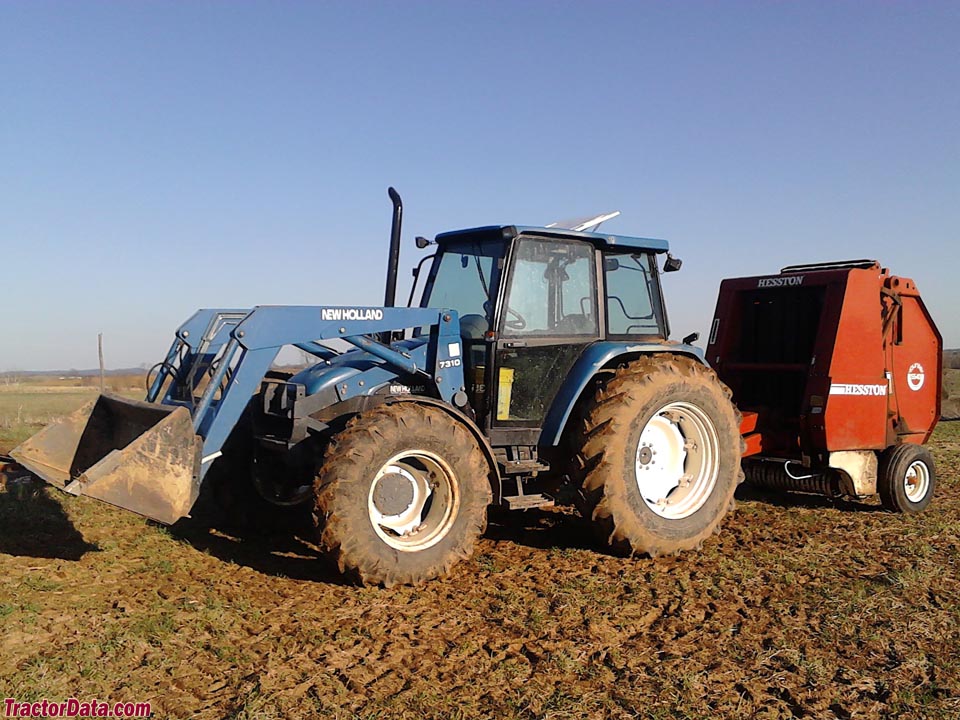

385,187,403,308
381,187,403,345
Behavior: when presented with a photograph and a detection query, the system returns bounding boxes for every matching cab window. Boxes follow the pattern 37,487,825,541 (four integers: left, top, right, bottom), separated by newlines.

423,246,496,321
604,252,664,336
501,238,598,337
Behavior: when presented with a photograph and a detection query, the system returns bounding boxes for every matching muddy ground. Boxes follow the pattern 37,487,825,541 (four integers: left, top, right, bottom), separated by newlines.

1,424,959,719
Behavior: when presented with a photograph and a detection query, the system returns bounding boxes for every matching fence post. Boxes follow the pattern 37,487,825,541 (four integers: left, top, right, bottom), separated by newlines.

98,333,105,393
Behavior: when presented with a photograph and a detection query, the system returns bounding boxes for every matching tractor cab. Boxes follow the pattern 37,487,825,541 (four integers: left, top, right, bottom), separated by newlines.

418,225,674,443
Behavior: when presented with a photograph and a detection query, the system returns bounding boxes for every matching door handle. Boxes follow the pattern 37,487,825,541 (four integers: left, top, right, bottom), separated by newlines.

503,341,527,348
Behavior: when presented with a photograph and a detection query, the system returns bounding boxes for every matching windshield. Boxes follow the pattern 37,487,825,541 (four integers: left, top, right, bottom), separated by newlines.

421,241,501,321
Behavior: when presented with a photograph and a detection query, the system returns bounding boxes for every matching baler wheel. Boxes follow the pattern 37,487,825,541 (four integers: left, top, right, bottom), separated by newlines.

574,354,742,556
313,403,491,586
878,444,936,514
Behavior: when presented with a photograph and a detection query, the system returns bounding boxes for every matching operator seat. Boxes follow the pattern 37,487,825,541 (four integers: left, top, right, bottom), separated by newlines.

554,314,594,334
459,314,489,341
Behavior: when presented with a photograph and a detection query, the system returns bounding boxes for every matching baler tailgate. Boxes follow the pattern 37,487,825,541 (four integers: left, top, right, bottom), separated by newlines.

10,394,202,524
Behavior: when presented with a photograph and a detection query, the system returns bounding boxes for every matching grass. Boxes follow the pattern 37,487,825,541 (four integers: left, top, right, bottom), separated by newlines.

943,368,960,419
0,376,143,451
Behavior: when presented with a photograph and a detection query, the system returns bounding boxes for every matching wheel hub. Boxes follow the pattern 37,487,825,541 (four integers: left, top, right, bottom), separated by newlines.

372,471,417,517
367,450,459,552
369,464,432,537
635,402,720,520
636,414,687,506
904,460,930,503
637,446,654,465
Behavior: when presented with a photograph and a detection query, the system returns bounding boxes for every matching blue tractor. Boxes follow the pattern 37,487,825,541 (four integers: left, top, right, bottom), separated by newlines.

12,189,742,585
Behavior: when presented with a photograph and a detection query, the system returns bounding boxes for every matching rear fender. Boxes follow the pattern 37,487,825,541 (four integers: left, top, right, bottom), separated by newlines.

539,342,706,447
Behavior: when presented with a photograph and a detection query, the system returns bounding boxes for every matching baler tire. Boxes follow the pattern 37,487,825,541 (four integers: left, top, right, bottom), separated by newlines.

573,354,742,557
878,444,936,514
313,403,491,586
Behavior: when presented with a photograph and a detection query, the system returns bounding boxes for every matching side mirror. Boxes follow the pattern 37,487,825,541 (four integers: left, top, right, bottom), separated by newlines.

682,331,700,345
415,236,433,249
603,257,620,272
663,253,682,273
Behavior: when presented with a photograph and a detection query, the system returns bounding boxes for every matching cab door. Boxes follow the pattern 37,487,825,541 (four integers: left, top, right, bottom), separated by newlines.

490,236,600,439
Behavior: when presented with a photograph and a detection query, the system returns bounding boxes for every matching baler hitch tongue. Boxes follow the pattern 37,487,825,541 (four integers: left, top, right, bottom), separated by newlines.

9,394,202,525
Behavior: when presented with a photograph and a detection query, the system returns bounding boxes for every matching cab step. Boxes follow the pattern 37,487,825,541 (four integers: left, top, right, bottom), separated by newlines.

502,493,555,511
497,459,550,476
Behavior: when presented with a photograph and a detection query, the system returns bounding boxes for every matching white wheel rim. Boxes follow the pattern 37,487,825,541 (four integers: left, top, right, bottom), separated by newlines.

367,450,460,552
903,460,930,503
635,401,720,520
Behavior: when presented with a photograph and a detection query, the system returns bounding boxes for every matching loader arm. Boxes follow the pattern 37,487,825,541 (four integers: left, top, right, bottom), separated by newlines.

12,305,464,525
191,305,465,472
146,308,250,405
147,308,346,405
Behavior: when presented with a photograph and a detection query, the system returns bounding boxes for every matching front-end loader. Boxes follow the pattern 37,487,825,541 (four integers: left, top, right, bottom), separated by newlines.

11,189,743,584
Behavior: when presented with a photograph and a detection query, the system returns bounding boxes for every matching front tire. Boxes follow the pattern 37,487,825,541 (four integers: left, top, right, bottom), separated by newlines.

878,443,935,514
314,403,492,586
575,354,742,556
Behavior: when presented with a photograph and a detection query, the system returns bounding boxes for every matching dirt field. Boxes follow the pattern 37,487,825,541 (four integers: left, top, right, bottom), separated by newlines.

1,403,959,718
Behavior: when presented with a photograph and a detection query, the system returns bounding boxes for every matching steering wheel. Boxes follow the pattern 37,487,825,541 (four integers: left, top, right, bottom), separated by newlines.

504,307,527,331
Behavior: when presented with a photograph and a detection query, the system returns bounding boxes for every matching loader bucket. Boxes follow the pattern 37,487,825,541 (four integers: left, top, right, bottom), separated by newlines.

10,394,202,525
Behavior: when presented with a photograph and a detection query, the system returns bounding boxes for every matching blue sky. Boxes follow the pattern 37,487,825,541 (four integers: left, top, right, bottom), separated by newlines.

1,1,957,371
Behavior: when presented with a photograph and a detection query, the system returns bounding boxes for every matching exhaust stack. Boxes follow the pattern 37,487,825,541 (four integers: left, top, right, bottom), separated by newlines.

384,186,403,308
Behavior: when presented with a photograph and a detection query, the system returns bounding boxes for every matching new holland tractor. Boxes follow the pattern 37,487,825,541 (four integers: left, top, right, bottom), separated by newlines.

10,189,941,585
11,189,743,584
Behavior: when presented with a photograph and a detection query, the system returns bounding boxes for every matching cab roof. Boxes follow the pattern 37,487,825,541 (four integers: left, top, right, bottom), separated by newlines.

435,225,670,253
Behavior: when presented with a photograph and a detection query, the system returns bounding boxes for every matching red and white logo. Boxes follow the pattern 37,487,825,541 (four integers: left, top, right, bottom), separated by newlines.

907,363,925,391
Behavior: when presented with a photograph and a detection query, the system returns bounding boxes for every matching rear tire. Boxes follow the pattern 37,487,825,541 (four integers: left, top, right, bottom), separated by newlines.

878,444,935,514
314,403,492,586
574,354,742,556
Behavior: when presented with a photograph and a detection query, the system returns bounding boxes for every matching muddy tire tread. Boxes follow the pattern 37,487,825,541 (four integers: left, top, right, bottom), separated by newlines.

574,353,743,557
313,403,491,586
